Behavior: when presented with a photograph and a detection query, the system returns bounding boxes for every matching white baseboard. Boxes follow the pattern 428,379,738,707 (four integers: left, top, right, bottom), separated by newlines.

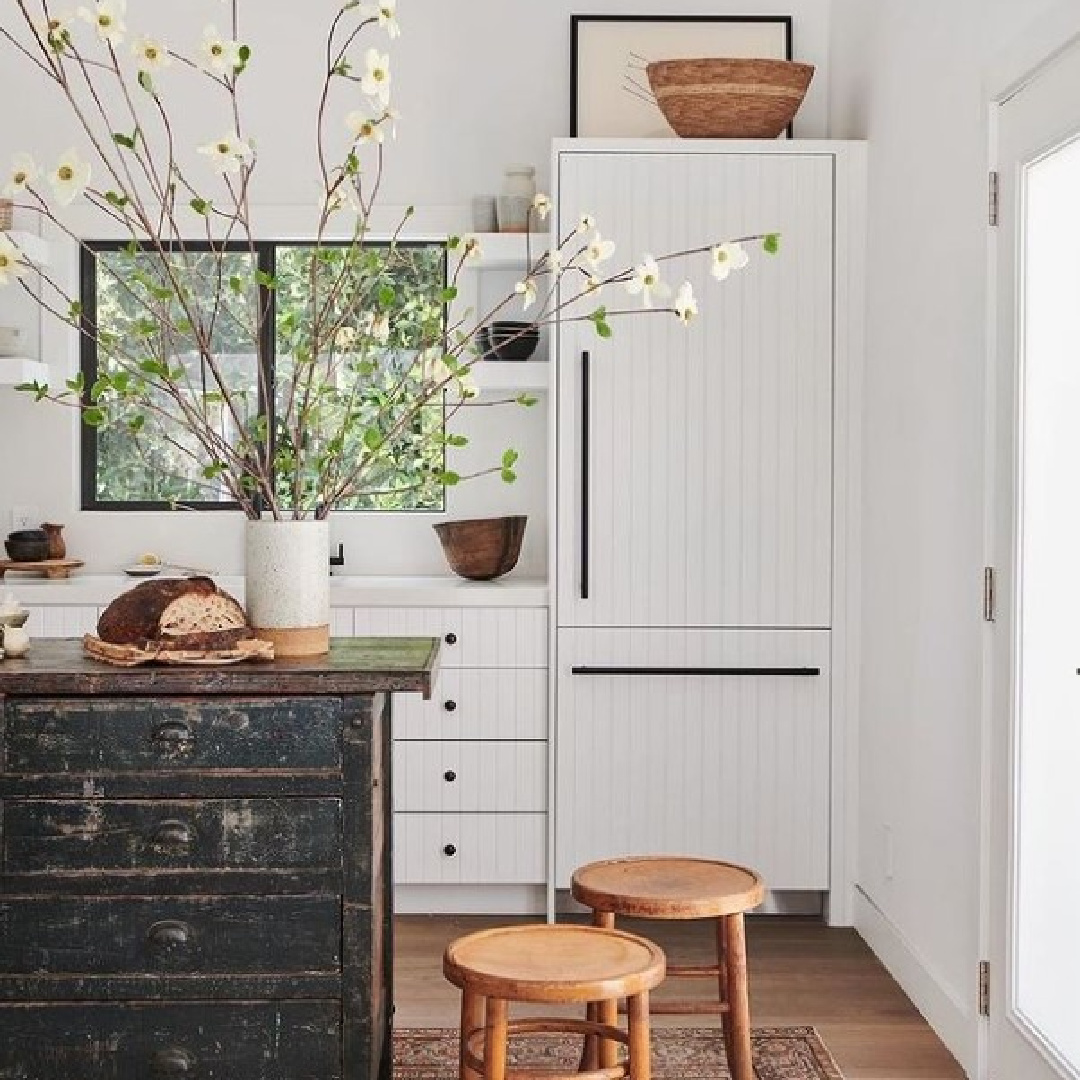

854,887,977,1077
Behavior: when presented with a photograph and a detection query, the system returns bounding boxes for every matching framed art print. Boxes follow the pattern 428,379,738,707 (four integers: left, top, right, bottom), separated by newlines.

570,15,793,138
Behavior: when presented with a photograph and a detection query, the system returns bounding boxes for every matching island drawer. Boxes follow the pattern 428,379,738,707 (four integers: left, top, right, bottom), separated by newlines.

0,895,341,983
392,668,547,740
0,1000,342,1079
1,697,344,775
393,742,547,813
0,798,343,876
395,812,546,884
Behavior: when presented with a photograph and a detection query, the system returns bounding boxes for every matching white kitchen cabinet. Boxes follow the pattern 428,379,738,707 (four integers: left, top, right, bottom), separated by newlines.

553,141,865,921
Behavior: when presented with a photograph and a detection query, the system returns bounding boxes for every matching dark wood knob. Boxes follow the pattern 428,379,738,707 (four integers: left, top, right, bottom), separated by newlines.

443,699,457,712
444,770,457,783
443,844,457,857
444,632,458,645
152,720,193,751
146,920,192,951
150,820,194,853
151,1047,193,1075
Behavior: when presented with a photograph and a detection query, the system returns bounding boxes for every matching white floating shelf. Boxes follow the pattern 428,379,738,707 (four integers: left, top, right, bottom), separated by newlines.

469,360,550,394
0,357,48,386
464,233,548,271
5,230,49,267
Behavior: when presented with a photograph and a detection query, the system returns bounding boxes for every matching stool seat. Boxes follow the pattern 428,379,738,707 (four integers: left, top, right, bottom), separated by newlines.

444,924,666,1003
572,855,765,919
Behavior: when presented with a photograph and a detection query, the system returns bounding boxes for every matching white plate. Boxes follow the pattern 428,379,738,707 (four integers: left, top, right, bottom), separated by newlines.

123,565,163,577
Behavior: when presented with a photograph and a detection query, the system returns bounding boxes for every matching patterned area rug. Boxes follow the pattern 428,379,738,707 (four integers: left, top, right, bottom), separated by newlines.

394,1026,844,1078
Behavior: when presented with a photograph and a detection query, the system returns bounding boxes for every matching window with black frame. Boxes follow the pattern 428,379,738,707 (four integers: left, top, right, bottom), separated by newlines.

80,240,448,511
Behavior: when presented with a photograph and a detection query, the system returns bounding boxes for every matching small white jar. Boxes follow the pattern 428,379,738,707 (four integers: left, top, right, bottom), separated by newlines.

497,165,537,233
2,625,30,658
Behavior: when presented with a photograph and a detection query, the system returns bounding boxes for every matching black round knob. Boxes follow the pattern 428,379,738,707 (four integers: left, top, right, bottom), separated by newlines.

150,1047,193,1075
444,770,457,783
443,844,457,857
147,920,192,951
443,699,458,712
444,632,458,645
152,720,193,752
150,820,194,853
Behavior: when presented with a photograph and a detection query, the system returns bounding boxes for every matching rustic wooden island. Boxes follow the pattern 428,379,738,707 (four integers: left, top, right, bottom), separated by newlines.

0,637,438,1080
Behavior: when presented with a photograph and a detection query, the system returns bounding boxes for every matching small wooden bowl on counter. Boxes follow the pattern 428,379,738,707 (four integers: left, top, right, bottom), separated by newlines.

433,516,527,581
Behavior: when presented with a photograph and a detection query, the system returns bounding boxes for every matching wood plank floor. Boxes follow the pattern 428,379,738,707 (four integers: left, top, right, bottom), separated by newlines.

394,915,968,1080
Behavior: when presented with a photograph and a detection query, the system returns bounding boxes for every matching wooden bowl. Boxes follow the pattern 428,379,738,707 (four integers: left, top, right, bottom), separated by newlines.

433,516,527,581
646,58,815,139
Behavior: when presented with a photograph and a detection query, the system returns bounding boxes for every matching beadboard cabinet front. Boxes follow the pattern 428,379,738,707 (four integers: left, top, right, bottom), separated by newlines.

556,149,836,630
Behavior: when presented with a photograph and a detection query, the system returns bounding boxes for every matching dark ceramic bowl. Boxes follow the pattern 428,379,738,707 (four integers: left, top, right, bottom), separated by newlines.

5,529,49,562
477,321,539,362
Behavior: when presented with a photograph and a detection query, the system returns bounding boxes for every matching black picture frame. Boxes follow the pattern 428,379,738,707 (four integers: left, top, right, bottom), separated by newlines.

570,14,795,138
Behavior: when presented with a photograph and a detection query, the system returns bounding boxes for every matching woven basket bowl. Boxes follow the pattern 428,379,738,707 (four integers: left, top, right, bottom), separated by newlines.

646,58,815,139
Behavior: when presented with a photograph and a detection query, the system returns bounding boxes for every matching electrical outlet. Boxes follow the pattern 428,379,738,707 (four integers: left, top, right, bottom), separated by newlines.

10,505,39,532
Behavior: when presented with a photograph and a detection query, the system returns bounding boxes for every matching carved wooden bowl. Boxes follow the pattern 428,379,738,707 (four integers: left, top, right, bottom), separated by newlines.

433,516,527,581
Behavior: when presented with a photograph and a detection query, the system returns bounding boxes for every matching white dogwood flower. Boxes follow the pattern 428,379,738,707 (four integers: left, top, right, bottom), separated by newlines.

132,35,171,73
532,193,551,220
0,235,28,286
345,112,384,144
625,255,668,307
585,231,615,269
461,235,482,261
79,0,126,44
674,281,698,325
197,134,254,173
49,148,91,205
576,213,596,234
710,241,749,282
515,278,538,311
38,10,74,49
201,25,242,74
369,0,400,38
361,48,391,106
4,153,39,197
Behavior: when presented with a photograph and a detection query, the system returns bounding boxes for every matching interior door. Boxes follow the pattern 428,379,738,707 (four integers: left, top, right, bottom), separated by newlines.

990,38,1080,1080
556,150,835,629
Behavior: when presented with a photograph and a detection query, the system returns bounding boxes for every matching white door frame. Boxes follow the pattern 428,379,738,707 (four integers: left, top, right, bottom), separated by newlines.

980,5,1080,1078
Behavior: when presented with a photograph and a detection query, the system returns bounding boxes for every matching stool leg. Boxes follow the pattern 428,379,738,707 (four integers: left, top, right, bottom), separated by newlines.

460,988,483,1080
579,1002,600,1072
593,910,619,1069
715,917,736,1067
483,997,509,1080
627,992,651,1080
723,914,754,1080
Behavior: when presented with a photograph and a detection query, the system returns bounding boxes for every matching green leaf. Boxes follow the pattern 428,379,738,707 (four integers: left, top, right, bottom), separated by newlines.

82,406,106,428
190,197,210,216
763,233,781,254
112,131,137,150
501,469,517,483
516,393,538,407
127,413,146,433
255,270,277,290
202,462,225,480
15,380,49,401
104,190,129,209
363,427,382,451
445,434,468,448
332,59,352,77
501,448,519,469
595,320,612,339
65,372,85,395
68,300,83,320
137,70,154,94
139,359,169,378
439,286,458,303
378,284,396,308
437,470,461,486
229,275,244,295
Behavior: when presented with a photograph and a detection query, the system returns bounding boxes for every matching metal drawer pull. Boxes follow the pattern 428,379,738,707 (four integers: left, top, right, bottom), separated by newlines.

571,666,822,677
150,820,195,853
151,1047,193,1075
443,699,458,712
444,770,457,783
151,720,193,751
146,920,192,950
443,843,457,857
444,632,458,646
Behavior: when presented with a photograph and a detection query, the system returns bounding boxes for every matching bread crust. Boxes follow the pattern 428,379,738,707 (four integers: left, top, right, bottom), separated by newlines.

97,576,251,649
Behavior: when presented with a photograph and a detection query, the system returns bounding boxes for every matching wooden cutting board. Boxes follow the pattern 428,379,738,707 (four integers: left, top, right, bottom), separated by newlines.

0,559,84,580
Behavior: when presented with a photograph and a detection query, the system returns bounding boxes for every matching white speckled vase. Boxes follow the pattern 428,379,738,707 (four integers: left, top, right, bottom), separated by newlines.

244,519,330,657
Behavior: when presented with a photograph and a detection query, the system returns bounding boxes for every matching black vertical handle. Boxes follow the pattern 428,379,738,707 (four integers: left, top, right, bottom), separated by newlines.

581,350,590,600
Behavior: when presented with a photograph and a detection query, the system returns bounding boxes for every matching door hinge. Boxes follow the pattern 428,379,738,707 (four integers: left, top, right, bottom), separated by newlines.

978,960,991,1017
989,171,1000,227
983,567,997,622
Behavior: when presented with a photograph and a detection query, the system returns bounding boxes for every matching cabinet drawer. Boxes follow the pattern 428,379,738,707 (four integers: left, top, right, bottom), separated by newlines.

393,669,547,740
1,799,342,876
2,697,342,775
395,813,546,884
0,1001,341,1079
0,896,340,981
393,742,547,812
351,607,547,668
556,628,831,888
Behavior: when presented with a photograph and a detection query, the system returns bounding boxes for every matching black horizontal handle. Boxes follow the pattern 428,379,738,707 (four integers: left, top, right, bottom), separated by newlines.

571,666,822,677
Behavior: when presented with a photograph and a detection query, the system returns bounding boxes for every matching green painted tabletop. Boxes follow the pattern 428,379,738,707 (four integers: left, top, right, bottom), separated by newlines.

0,637,440,699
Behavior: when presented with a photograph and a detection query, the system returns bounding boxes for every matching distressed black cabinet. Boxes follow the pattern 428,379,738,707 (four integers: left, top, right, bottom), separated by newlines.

0,638,438,1080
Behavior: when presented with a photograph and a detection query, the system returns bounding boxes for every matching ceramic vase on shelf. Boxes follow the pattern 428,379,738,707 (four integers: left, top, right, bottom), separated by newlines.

497,164,536,233
41,523,66,560
244,518,330,658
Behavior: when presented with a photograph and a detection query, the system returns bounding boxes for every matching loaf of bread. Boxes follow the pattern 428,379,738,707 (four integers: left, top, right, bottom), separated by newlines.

97,577,252,651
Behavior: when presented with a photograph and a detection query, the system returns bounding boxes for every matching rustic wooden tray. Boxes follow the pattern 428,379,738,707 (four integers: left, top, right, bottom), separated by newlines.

0,558,84,580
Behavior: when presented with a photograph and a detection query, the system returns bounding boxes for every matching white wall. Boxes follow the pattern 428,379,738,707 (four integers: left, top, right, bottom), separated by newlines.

0,0,833,576
828,0,1065,1073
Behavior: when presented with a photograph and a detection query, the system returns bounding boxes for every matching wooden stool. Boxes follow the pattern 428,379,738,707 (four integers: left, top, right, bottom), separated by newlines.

443,923,666,1080
572,856,765,1080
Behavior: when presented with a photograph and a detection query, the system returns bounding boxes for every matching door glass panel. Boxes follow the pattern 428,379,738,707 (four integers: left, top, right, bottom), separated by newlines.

1016,133,1080,1071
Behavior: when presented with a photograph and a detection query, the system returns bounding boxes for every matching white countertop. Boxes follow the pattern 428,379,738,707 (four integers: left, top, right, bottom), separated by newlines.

4,573,549,608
